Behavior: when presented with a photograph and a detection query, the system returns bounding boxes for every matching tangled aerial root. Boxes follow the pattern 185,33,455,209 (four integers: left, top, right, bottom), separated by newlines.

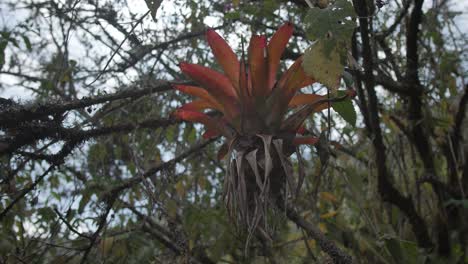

223,134,306,247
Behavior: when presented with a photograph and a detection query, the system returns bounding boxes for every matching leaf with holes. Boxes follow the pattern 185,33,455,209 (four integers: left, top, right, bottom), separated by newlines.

303,39,344,91
304,0,356,46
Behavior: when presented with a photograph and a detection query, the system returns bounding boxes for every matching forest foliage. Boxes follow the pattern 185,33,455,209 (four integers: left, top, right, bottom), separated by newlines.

0,0,467,263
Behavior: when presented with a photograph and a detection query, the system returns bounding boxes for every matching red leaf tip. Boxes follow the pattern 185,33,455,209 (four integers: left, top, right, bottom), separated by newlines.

259,35,267,47
281,21,294,30
296,126,307,135
171,109,183,119
178,62,188,69
292,136,320,146
205,28,217,39
346,89,357,98
251,35,267,48
172,84,182,91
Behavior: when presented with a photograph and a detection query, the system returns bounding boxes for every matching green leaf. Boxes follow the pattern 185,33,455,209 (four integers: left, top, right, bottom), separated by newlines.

22,35,32,51
166,125,176,142
38,207,56,221
145,0,163,21
305,0,356,38
224,11,240,20
399,240,419,264
342,70,354,87
69,59,77,67
303,39,344,91
444,199,468,209
303,0,356,91
78,191,92,214
304,0,356,51
383,236,403,262
332,90,356,126
0,31,10,70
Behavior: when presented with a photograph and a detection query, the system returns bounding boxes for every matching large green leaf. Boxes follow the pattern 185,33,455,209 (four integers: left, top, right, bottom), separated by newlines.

332,90,356,126
303,39,344,90
304,0,356,53
302,0,356,91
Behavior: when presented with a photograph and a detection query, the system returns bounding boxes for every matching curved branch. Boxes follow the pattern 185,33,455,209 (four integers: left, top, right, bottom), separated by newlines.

453,85,468,149
1,117,178,156
0,165,56,220
108,138,217,194
283,206,353,264
0,79,174,129
353,0,433,249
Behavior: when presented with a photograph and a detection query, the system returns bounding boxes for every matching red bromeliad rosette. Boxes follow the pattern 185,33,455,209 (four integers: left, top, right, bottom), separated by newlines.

172,23,356,233
173,23,354,157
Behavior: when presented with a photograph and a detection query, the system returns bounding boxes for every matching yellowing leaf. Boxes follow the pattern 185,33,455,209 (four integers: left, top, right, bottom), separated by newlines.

319,192,338,203
198,176,207,190
320,210,338,219
189,239,195,250
166,200,178,218
319,223,328,233
303,39,344,91
304,0,355,42
175,180,186,197
381,113,400,132
307,239,316,249
99,237,115,255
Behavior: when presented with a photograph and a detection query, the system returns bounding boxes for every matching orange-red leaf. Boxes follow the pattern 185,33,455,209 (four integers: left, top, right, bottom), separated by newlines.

202,128,220,139
277,56,315,99
346,89,357,98
296,125,307,135
266,57,315,125
248,35,268,97
174,110,236,138
172,109,236,138
292,136,320,146
267,22,293,90
179,63,239,118
288,94,326,108
280,104,322,132
206,29,240,92
174,85,223,111
179,63,238,99
179,99,214,112
173,109,217,127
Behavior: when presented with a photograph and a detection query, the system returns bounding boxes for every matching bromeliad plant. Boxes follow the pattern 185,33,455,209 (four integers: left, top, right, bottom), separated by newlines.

173,23,353,234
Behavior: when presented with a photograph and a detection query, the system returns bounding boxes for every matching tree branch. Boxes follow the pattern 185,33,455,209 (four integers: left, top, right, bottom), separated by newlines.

284,206,352,264
0,78,174,129
353,0,433,249
108,138,217,195
1,117,178,156
377,0,411,39
0,165,56,220
453,85,468,152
